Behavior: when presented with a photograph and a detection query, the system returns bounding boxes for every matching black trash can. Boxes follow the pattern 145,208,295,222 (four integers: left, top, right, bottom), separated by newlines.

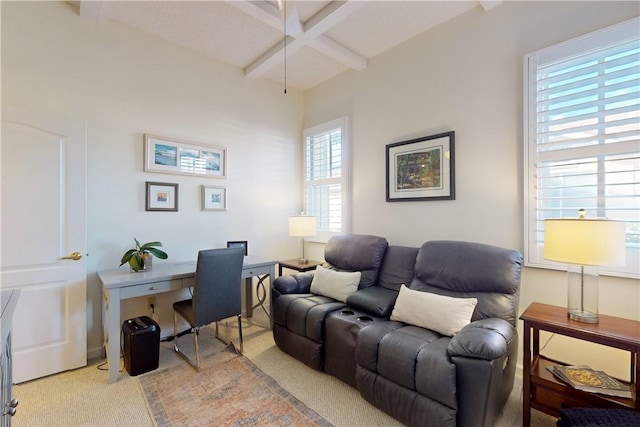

121,316,160,376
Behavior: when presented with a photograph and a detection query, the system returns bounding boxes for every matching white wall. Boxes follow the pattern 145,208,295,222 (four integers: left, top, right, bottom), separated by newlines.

303,1,639,379
1,1,304,357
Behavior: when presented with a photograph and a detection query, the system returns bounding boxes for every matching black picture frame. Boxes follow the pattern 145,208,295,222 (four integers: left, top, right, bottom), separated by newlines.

227,240,248,256
386,131,455,202
145,181,179,211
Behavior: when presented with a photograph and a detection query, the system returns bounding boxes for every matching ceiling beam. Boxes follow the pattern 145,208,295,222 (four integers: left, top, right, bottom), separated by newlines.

307,35,367,71
243,36,304,78
226,0,281,30
302,1,364,37
236,0,367,78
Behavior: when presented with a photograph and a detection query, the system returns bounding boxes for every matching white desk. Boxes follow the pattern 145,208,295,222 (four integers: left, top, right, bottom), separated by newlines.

98,255,276,383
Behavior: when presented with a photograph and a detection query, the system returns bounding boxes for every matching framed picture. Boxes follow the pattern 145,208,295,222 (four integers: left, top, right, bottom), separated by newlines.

146,182,179,211
227,240,248,256
202,185,227,211
386,131,455,202
144,134,226,178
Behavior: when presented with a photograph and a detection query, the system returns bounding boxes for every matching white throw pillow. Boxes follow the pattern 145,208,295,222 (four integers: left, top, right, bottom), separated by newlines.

310,265,361,303
390,285,478,336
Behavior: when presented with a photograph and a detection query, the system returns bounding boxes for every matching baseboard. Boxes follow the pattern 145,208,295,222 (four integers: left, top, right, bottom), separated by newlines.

515,362,523,382
86,329,190,362
88,345,104,362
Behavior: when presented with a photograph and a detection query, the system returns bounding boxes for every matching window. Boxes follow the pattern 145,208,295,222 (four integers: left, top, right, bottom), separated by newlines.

524,18,639,278
303,116,350,241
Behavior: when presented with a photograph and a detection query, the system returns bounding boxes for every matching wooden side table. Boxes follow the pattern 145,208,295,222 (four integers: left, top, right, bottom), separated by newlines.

520,302,640,427
278,259,322,276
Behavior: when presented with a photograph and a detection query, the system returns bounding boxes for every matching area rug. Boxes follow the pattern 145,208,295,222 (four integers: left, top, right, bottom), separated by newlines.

139,347,333,427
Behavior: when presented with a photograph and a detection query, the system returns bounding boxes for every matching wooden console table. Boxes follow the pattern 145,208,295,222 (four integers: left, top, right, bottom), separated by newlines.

520,302,639,426
278,259,322,276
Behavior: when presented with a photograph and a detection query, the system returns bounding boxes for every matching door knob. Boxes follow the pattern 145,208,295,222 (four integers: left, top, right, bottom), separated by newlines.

61,252,83,261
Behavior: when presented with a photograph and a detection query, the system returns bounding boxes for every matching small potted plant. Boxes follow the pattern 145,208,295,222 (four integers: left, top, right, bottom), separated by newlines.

120,238,168,272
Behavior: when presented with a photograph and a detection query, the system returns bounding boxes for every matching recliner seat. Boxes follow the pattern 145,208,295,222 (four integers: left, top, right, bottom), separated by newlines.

272,234,388,370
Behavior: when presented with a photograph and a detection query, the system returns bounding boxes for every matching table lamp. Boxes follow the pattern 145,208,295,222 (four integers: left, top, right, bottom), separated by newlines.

289,214,316,263
544,211,626,323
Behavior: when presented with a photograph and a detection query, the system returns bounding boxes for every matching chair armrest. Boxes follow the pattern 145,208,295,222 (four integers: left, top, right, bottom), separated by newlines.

447,318,515,361
346,287,398,317
272,273,314,295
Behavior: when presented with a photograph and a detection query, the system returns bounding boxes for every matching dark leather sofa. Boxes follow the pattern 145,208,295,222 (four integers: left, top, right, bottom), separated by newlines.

272,234,523,427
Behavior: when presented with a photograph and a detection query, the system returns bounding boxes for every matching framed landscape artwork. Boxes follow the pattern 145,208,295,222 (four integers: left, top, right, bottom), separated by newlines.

144,134,226,178
386,131,455,202
146,181,178,211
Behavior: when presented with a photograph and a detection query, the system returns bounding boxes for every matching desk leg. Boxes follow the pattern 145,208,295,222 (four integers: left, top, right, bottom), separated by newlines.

243,278,253,318
105,287,121,384
268,264,275,329
523,321,532,427
251,275,270,319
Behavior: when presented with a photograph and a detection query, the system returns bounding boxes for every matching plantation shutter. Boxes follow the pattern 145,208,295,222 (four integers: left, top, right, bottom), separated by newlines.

304,117,350,238
524,18,640,278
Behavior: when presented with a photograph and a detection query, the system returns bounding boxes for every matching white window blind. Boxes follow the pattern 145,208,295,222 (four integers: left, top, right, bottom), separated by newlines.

524,18,640,278
303,117,350,240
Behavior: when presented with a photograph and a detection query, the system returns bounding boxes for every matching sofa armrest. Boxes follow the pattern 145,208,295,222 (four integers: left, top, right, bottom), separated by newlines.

346,287,398,317
447,318,515,361
272,273,314,295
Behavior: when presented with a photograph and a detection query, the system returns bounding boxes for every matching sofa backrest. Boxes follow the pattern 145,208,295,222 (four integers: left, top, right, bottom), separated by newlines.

411,240,523,326
323,234,389,289
377,245,419,292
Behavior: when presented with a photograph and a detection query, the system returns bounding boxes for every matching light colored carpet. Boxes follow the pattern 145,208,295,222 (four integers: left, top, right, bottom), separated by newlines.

13,312,557,426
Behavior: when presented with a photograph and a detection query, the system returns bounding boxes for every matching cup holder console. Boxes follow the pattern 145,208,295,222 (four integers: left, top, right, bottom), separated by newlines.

336,310,374,324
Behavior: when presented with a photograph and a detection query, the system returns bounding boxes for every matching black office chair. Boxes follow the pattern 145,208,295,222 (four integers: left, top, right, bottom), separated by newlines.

173,247,245,371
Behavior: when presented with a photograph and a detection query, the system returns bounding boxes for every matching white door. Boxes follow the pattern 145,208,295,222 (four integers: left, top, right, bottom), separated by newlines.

1,105,87,383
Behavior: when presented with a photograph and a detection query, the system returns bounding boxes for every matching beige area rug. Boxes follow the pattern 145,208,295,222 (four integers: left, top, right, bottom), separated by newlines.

139,344,333,427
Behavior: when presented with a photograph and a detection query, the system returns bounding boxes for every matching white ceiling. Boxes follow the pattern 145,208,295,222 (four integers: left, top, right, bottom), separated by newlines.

73,1,503,91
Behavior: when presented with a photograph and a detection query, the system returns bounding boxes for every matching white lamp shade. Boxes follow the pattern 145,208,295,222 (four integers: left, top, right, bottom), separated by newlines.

544,218,626,266
288,216,317,237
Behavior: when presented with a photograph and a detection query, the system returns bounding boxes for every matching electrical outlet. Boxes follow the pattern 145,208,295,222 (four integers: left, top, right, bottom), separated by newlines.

147,296,156,309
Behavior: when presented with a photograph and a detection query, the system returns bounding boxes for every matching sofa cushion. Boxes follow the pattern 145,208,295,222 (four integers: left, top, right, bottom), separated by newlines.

412,240,522,325
378,245,418,292
310,265,361,303
390,285,478,336
346,286,398,317
323,234,388,288
414,241,521,294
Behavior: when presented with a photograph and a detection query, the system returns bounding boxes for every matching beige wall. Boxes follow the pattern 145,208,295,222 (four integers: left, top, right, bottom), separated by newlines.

303,1,639,378
1,1,304,358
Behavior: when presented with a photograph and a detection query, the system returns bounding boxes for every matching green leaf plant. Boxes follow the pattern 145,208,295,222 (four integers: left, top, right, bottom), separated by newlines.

119,238,168,272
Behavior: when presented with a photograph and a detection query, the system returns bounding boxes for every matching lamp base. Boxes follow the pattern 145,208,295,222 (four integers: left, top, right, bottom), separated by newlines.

567,264,600,324
297,257,309,264
568,309,599,323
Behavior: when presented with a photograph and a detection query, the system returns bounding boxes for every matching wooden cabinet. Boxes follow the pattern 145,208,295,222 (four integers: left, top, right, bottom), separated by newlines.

1,290,20,427
520,303,639,427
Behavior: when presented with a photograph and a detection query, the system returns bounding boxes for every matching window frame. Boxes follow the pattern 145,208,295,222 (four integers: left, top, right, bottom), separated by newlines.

523,17,640,279
302,116,351,243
